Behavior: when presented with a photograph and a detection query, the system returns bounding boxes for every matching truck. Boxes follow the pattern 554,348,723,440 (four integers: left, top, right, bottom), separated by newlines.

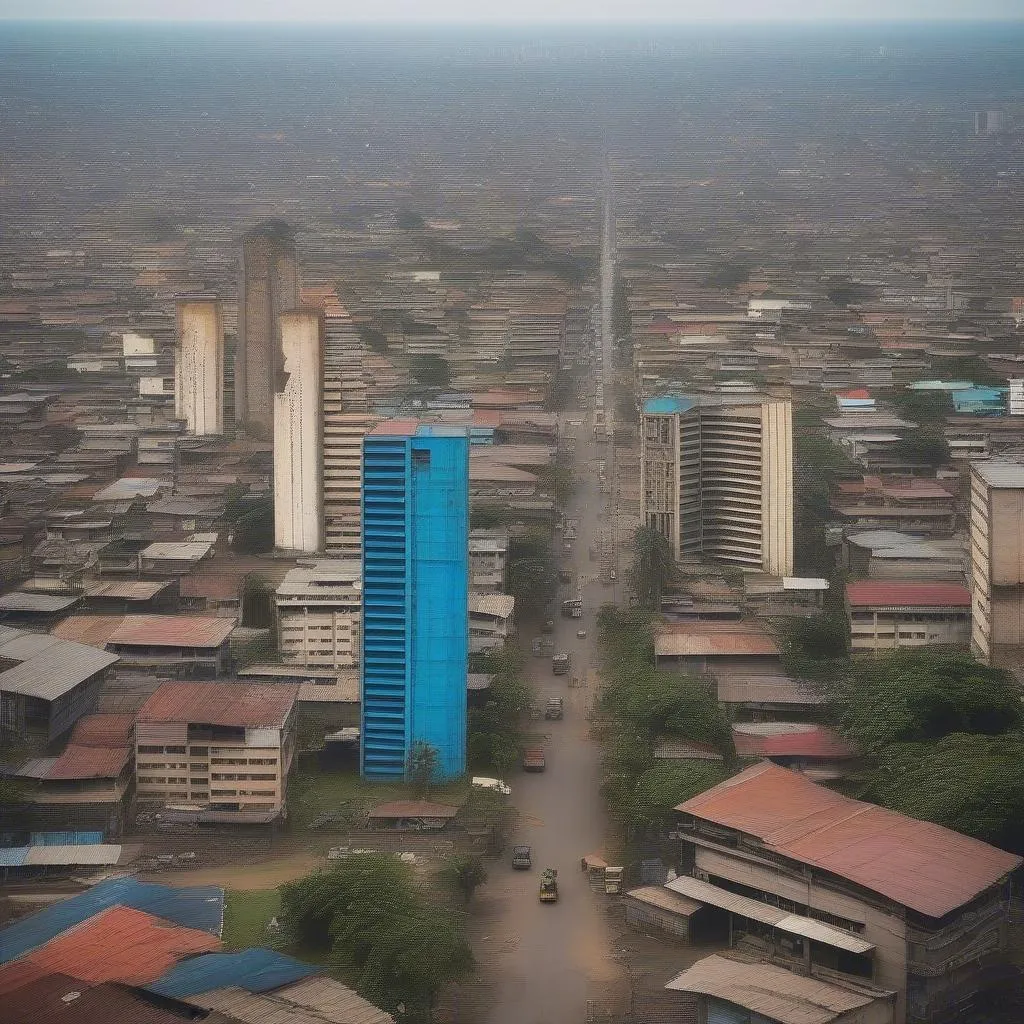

522,747,546,772
512,845,532,870
604,866,624,894
539,868,559,902
561,598,582,619
552,652,571,675
545,697,564,720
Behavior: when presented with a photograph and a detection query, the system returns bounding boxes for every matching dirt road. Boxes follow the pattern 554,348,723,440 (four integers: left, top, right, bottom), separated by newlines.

470,373,623,1023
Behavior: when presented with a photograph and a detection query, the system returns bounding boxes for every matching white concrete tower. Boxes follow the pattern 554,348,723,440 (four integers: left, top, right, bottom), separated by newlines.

175,299,224,435
274,310,324,553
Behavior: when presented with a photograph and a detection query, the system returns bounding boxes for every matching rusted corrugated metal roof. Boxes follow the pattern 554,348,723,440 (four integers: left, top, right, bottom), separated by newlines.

624,885,704,917
678,762,1023,918
666,954,891,1024
138,681,298,728
656,624,780,658
63,713,135,748
46,744,129,780
845,581,971,608
54,614,236,649
12,905,219,985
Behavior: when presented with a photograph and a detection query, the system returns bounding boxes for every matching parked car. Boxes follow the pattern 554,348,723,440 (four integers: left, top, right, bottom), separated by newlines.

472,776,511,796
512,845,532,869
576,629,587,639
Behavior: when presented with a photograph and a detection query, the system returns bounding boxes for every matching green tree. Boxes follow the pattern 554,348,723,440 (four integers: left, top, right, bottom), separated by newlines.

504,531,557,620
442,854,488,904
281,854,473,1021
888,389,950,426
864,733,1024,851
894,429,951,467
628,762,735,835
231,498,274,554
627,525,675,609
406,740,439,797
409,355,451,389
830,650,1021,754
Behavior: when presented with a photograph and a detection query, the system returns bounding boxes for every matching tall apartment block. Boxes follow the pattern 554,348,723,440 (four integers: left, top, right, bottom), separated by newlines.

969,460,1024,666
360,422,470,781
273,311,324,554
174,299,224,436
641,394,794,575
236,223,299,437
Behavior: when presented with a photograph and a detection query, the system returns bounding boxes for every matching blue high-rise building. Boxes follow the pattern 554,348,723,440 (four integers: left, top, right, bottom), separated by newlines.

360,422,470,780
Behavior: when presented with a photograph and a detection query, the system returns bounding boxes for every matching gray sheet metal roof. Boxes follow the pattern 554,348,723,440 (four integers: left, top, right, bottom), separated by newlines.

666,954,891,1024
0,628,119,701
0,592,81,613
625,885,704,917
665,875,875,954
972,460,1024,489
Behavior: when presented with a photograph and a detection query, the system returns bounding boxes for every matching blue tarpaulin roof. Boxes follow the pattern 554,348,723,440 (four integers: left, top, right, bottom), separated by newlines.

0,877,224,963
30,831,104,846
147,948,319,998
0,847,27,867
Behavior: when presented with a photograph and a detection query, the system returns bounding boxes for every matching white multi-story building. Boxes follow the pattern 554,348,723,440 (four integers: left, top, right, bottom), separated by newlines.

641,394,794,575
275,559,362,668
174,299,224,436
274,311,324,553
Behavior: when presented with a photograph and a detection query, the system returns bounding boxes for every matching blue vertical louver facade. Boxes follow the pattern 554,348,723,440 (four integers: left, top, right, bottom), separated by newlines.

361,424,469,780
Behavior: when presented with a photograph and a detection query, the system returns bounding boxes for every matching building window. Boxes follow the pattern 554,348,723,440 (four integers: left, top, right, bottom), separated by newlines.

412,448,431,467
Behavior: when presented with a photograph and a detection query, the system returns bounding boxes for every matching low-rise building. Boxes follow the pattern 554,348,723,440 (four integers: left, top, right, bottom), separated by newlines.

655,622,783,676
134,680,298,822
469,593,516,653
53,615,235,677
846,581,972,654
274,560,362,668
671,762,1021,1024
0,626,119,742
469,528,508,592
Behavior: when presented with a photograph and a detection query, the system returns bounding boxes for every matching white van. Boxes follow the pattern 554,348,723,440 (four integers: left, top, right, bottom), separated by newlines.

471,776,511,796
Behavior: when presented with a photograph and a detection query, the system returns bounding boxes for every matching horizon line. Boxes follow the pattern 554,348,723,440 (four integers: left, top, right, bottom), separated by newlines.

2,15,1023,25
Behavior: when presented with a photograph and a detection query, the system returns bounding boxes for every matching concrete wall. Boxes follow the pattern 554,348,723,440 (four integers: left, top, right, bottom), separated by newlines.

237,231,299,437
274,311,324,553
761,399,794,576
175,300,224,436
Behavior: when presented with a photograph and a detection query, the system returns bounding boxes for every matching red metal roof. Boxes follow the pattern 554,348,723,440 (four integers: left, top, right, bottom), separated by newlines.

10,905,219,985
46,745,129,780
179,574,240,600
837,388,871,399
138,681,298,728
656,623,780,658
845,581,971,608
64,713,134,748
677,762,1022,918
731,724,856,759
369,418,419,436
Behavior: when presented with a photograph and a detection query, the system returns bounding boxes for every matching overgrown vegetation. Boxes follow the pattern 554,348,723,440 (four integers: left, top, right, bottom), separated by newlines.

816,648,1024,853
887,389,950,426
702,261,751,289
627,525,676,609
281,853,473,1021
409,354,451,389
467,645,532,778
596,605,736,839
504,530,557,622
893,428,951,467
420,229,595,287
792,417,857,575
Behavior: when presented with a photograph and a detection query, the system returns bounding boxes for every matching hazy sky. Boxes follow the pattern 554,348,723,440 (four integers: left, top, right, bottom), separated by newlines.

0,0,1020,21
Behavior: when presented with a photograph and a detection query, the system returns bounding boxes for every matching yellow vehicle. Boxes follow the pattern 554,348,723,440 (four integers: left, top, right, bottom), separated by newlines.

539,867,559,902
